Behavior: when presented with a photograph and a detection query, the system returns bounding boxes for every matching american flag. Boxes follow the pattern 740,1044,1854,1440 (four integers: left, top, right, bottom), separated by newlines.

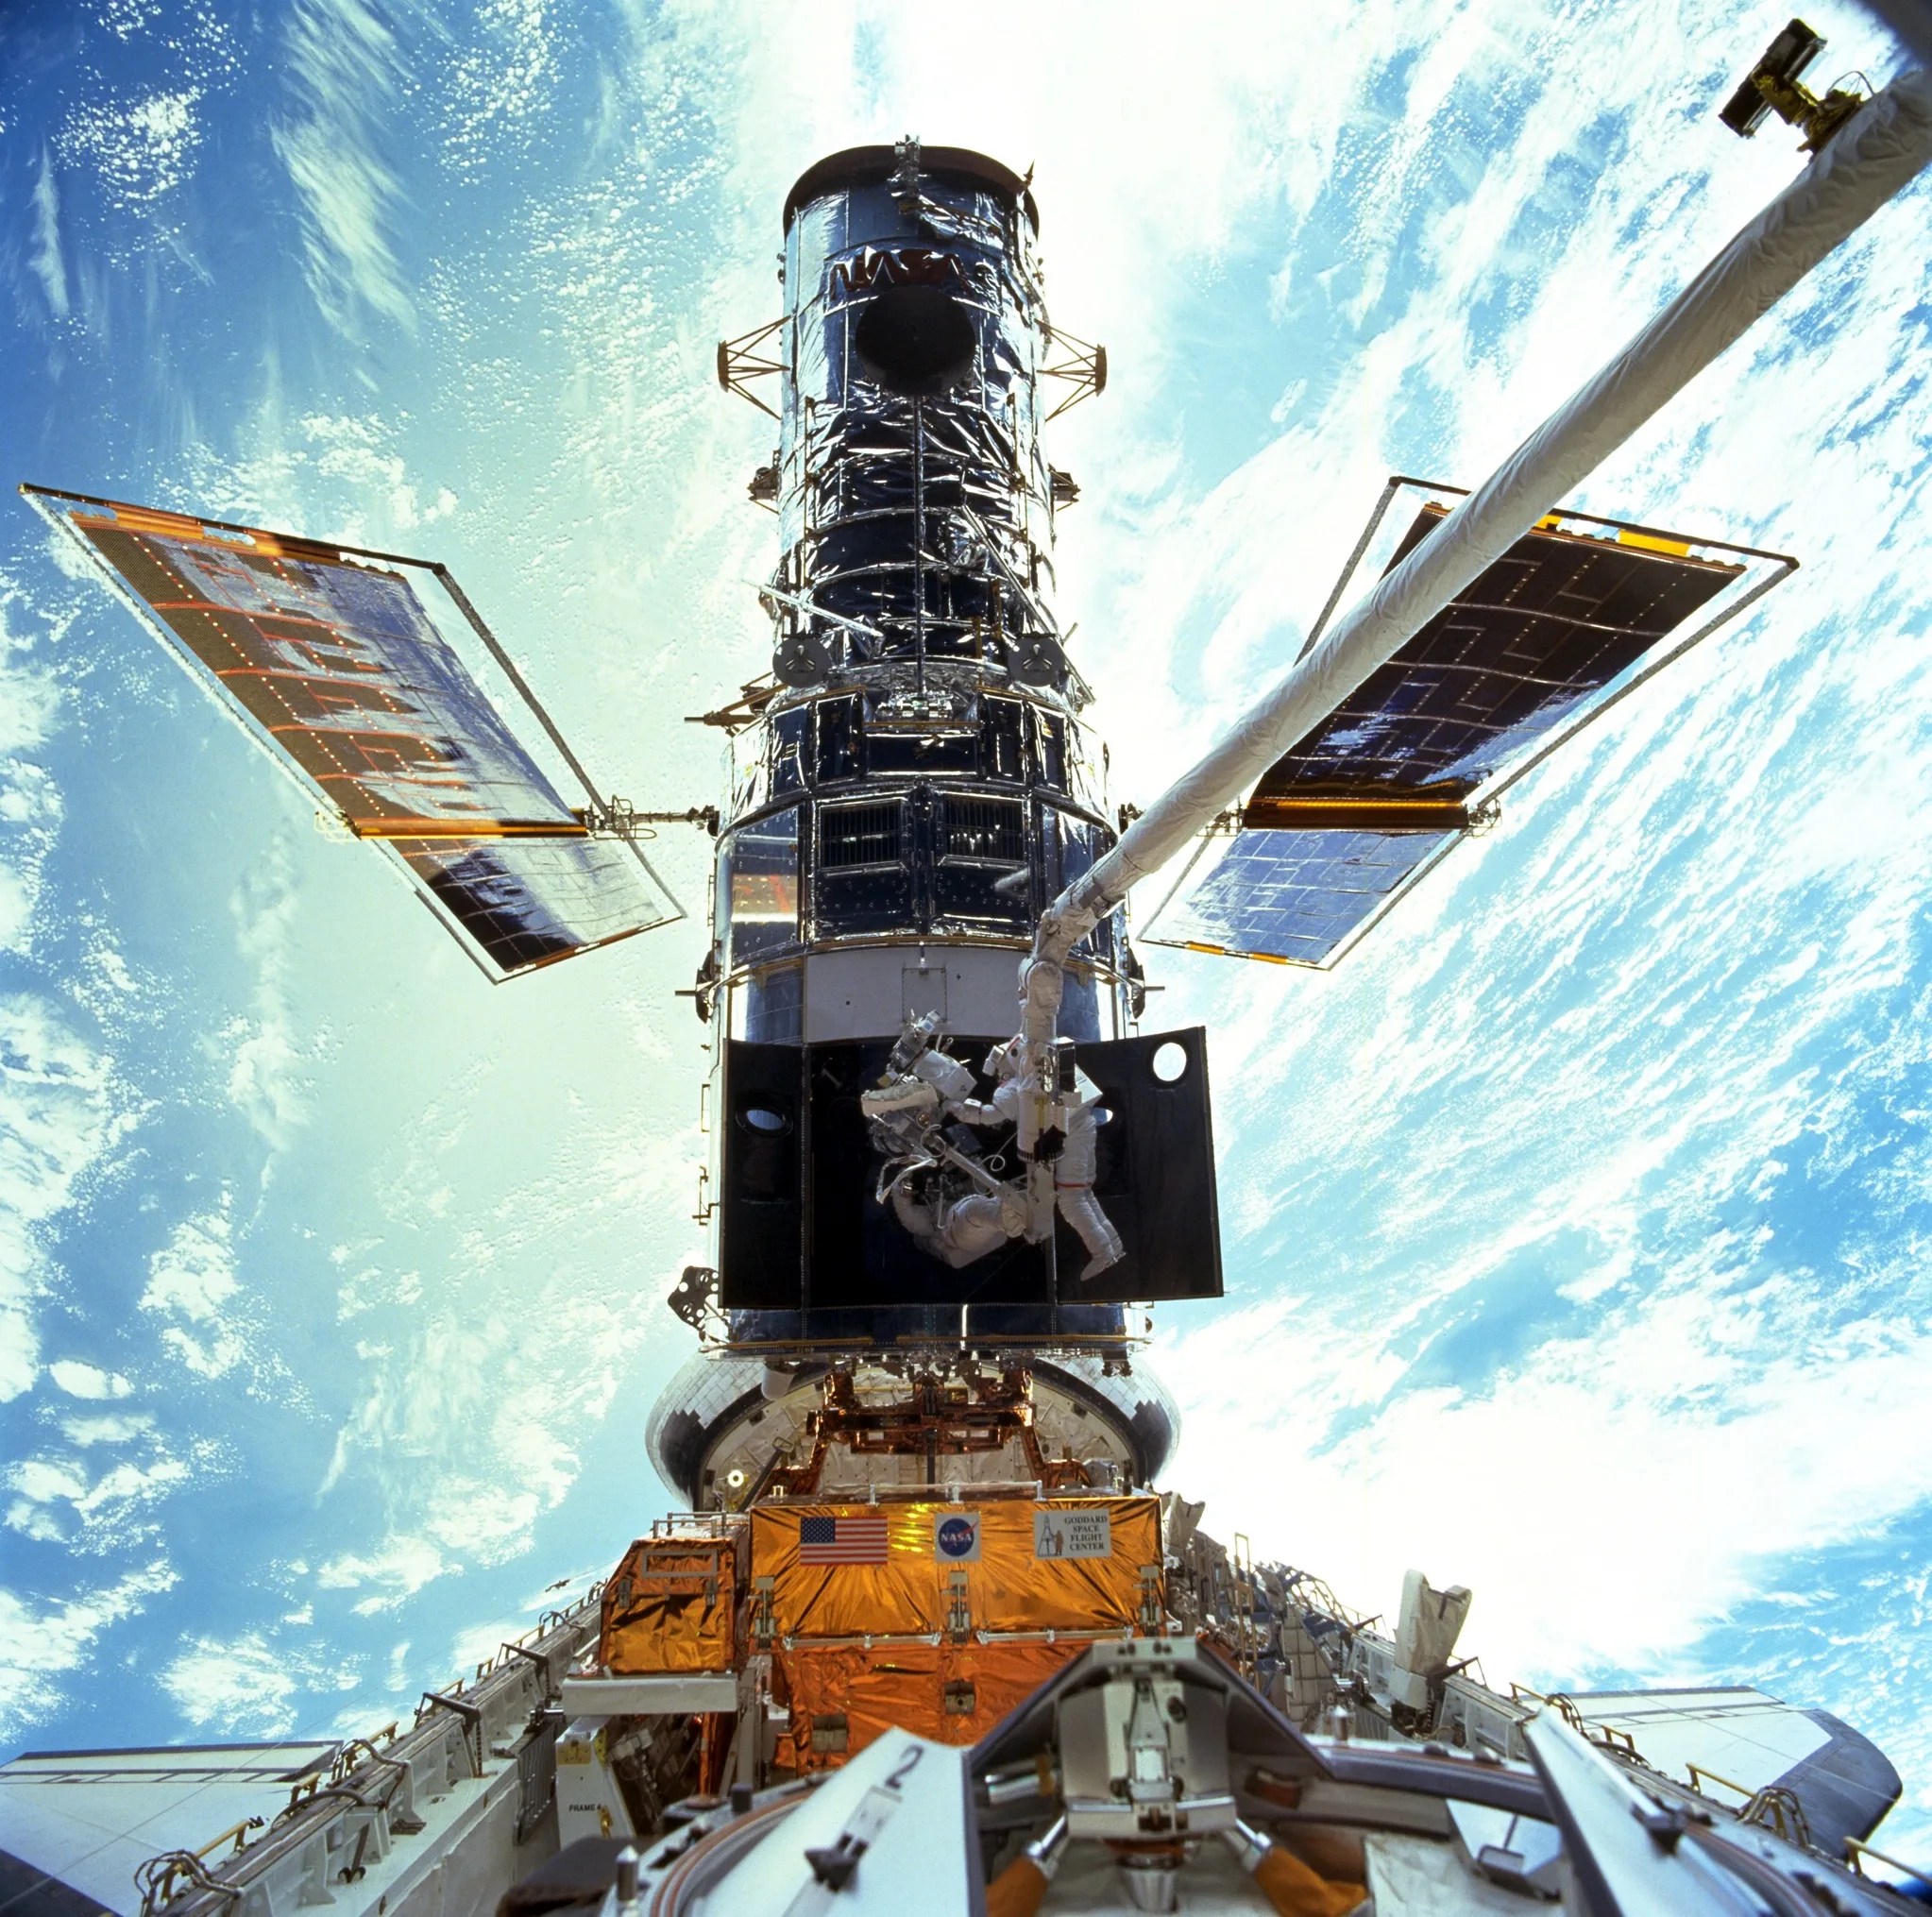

798,1513,890,1564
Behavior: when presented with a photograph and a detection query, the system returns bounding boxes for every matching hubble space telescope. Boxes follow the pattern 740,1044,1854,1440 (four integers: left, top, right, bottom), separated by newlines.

14,38,1932,1906
22,138,1788,1370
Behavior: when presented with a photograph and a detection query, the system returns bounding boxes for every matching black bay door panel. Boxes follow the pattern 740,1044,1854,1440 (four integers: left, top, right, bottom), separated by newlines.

1077,1026,1222,1305
717,1043,805,1311
717,1028,1222,1312
806,1037,1047,1311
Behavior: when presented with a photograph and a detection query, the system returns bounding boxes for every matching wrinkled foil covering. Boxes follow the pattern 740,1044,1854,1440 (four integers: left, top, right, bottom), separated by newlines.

599,1533,745,1673
751,1497,1159,1638
779,169,1059,669
772,1637,1088,1770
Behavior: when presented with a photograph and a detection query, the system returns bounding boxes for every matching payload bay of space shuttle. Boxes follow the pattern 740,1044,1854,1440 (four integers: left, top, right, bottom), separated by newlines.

7,14,1932,1915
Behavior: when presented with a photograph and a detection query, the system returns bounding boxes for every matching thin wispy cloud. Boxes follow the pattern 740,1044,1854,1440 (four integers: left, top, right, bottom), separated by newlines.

270,0,418,339
28,149,70,321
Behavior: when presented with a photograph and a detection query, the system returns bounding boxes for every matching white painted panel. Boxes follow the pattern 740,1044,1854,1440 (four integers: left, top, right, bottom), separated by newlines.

1569,1688,1829,1798
561,1673,737,1714
804,945,1022,1042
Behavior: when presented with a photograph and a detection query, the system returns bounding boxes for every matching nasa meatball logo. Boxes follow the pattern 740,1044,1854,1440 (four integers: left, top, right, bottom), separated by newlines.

934,1513,981,1562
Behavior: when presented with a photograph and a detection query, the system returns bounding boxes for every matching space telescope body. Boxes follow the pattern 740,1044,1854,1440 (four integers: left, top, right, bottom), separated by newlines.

702,143,1220,1347
10,55,1932,1917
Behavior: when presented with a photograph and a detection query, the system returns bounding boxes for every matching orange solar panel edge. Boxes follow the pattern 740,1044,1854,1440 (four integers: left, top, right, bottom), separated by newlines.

346,819,590,841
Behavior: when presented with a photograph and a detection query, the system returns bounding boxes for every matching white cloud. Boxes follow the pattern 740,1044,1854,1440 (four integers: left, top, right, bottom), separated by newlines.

47,1360,133,1400
29,148,70,320
315,1269,657,1607
444,0,563,173
140,1196,251,1380
180,1640,286,1729
270,0,417,338
162,1631,360,1737
0,992,138,1403
9,1458,88,1505
73,1454,193,1522
142,1201,238,1320
449,1611,531,1677
1163,1304,1932,1678
59,1410,155,1446
6,1444,193,1552
220,842,310,1154
55,87,203,214
0,577,136,1404
0,574,72,960
0,1563,177,1740
298,414,457,533
315,1536,449,1615
7,1502,64,1544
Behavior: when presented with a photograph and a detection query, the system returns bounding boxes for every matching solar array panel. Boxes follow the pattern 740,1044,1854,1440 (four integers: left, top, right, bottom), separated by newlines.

1156,827,1456,967
26,487,679,981
1150,497,1766,969
1249,504,1742,817
388,835,671,977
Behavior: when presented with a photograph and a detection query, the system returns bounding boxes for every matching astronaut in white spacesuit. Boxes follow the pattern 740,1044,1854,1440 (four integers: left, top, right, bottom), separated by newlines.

860,1027,1124,1281
886,1179,1028,1269
860,1042,1026,1268
950,1039,1124,1281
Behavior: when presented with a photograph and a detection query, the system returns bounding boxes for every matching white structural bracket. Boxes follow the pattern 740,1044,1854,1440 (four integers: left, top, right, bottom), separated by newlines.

1019,69,1932,1055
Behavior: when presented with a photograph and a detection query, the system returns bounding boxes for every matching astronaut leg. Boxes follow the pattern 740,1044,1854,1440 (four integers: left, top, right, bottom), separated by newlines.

862,1079,941,1122
1056,1183,1123,1281
937,1192,1023,1267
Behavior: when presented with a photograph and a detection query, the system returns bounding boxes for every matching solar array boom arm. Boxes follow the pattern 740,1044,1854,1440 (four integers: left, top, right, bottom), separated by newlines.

1019,60,1932,1055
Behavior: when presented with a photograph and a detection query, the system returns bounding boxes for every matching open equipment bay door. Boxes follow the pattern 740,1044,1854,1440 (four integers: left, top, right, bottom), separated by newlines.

24,484,682,982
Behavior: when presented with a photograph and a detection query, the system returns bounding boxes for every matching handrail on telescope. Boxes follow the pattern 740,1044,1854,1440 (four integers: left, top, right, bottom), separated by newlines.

1017,65,1932,1063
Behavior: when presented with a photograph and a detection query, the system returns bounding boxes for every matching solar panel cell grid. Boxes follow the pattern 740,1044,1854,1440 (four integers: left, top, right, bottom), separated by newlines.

1151,496,1761,970
1162,828,1453,966
387,836,673,978
24,487,684,982
1254,508,1742,802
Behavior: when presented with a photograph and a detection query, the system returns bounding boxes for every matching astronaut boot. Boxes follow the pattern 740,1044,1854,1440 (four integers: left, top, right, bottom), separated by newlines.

1058,1186,1124,1281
